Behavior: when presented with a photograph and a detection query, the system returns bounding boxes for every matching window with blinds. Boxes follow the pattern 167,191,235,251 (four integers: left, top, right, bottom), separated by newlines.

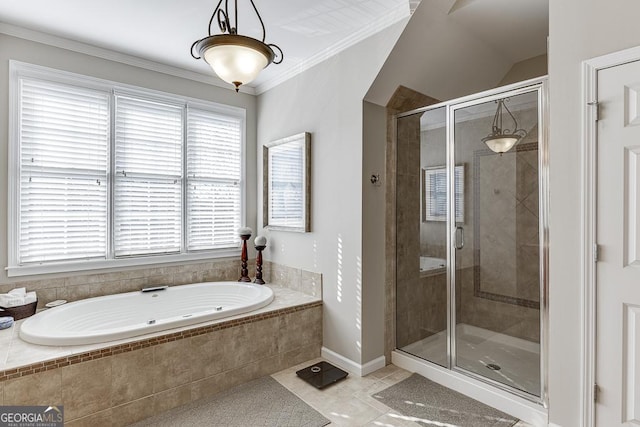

186,108,241,251
18,79,109,263
10,63,245,272
114,96,184,257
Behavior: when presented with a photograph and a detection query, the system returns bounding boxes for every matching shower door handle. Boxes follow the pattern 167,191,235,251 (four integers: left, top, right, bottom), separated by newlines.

455,226,465,250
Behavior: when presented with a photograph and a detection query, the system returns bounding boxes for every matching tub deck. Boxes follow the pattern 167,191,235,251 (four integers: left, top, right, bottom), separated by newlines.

0,284,319,376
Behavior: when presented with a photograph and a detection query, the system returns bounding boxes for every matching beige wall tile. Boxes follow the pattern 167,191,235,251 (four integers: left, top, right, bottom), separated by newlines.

112,396,154,427
191,372,230,401
4,370,61,406
278,306,322,353
35,287,57,309
279,343,321,369
4,258,244,309
270,263,301,289
65,409,113,427
216,367,251,393
62,358,112,421
261,260,272,283
173,271,202,286
245,354,281,380
153,384,191,414
57,282,115,303
222,317,280,371
300,270,322,298
13,277,66,291
111,347,154,406
190,330,225,381
0,380,3,405
153,340,192,392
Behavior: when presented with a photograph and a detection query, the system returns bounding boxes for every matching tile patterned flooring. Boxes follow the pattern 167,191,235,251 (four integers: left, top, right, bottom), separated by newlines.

272,358,533,427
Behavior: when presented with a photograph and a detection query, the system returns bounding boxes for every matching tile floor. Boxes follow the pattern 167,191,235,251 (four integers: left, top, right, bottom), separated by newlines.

272,358,533,427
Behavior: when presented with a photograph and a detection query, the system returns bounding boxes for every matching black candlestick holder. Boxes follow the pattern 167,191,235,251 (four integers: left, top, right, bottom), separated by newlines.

254,245,266,284
238,233,252,282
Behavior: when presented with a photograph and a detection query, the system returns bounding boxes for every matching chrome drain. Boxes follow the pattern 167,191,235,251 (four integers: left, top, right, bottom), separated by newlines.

486,363,501,371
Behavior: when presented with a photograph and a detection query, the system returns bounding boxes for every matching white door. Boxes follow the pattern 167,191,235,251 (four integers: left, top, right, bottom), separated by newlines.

597,58,640,425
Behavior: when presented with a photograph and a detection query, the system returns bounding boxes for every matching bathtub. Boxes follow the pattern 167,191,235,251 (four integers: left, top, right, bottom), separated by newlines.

20,282,274,346
420,256,446,272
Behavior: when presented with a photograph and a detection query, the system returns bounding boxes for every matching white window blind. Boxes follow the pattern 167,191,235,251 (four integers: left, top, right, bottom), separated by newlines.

10,62,246,275
18,78,109,264
186,107,241,251
268,141,304,228
114,96,183,257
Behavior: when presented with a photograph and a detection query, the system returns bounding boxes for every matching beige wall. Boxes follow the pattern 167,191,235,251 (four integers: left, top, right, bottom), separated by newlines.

0,34,257,287
257,22,406,365
365,0,514,107
362,101,388,362
548,1,640,425
499,54,548,87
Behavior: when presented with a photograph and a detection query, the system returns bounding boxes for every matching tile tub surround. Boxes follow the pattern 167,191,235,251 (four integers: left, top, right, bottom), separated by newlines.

266,261,322,298
0,258,321,312
0,258,257,310
0,286,322,424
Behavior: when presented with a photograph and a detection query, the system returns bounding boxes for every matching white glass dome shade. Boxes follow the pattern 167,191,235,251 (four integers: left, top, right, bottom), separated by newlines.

482,135,520,154
196,35,275,91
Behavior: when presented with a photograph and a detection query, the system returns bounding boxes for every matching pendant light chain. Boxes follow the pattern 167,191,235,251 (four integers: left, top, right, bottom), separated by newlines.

191,0,283,65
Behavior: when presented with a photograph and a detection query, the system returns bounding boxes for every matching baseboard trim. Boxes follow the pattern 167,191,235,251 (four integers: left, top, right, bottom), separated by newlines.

321,347,386,377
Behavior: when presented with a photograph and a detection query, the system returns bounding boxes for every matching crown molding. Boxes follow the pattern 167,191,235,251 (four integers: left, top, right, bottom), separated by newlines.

0,22,256,95
253,3,411,95
1,0,417,98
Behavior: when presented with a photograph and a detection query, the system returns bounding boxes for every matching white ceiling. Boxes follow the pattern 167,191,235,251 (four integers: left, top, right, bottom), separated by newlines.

0,0,548,94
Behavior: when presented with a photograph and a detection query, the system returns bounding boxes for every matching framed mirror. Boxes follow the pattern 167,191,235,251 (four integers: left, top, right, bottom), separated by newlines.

263,132,311,232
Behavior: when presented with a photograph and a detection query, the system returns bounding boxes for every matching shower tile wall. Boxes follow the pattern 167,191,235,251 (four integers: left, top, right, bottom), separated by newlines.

386,86,440,360
396,113,424,348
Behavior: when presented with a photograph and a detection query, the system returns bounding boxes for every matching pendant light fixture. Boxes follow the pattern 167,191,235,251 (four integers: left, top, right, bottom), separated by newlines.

482,98,527,154
191,0,283,92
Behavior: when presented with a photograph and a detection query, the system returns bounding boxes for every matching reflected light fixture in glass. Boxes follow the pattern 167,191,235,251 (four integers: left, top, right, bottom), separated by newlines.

482,98,527,154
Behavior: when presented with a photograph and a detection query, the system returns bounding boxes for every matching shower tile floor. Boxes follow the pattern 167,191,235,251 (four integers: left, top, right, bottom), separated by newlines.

401,324,541,397
272,357,534,426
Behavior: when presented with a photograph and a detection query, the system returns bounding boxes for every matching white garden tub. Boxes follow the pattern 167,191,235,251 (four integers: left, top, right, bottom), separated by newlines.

20,282,274,346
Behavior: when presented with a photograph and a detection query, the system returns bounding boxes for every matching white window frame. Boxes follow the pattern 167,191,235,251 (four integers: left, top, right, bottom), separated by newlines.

7,61,246,277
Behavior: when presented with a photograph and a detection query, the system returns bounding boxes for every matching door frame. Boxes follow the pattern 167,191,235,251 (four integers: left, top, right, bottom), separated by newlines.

581,45,640,427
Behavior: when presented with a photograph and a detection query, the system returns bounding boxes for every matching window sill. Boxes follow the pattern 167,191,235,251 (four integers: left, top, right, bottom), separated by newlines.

6,248,242,278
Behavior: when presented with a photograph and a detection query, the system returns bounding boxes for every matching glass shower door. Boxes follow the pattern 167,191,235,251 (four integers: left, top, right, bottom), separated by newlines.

396,106,449,368
452,88,542,398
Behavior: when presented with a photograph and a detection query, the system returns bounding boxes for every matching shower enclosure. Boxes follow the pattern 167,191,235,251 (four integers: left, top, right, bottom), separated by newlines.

395,78,547,404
